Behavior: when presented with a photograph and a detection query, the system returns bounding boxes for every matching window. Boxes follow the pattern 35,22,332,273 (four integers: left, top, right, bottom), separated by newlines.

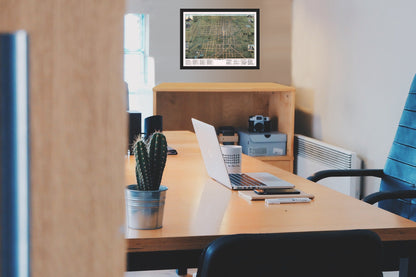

124,13,154,120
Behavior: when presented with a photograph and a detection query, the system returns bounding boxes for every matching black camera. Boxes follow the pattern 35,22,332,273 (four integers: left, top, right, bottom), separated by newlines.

248,115,271,133
217,126,239,145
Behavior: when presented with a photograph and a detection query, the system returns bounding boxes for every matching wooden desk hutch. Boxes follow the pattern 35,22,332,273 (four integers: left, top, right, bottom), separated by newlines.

153,82,295,172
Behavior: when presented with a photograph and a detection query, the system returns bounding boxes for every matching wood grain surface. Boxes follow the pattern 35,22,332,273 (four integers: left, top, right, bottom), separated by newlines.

126,131,416,253
153,83,295,171
0,1,126,276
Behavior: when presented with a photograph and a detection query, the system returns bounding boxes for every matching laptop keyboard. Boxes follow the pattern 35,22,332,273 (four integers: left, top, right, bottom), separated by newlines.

229,173,266,189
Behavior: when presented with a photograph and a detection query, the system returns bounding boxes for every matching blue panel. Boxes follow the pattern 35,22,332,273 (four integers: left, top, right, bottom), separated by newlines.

388,142,416,167
394,126,416,148
381,74,416,220
379,176,416,221
399,109,416,129
378,197,416,221
384,158,416,184
404,93,416,111
0,31,30,277
410,74,416,93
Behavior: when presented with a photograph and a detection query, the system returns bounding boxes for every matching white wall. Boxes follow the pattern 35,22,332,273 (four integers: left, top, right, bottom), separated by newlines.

292,0,416,195
126,0,292,85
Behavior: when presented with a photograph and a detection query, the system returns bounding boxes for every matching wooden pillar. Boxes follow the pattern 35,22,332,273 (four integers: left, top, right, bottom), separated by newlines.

0,1,126,276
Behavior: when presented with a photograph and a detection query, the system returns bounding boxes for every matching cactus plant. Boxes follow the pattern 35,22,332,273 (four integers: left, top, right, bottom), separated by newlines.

133,132,168,190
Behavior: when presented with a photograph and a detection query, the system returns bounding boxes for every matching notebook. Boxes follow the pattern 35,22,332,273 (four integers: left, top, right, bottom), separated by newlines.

238,190,315,201
191,118,295,190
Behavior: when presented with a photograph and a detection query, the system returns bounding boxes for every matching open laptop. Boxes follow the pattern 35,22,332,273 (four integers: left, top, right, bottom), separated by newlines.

191,118,295,190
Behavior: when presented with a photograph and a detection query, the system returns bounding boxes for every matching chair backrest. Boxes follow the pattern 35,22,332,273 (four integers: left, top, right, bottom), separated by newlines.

196,230,382,277
380,74,416,220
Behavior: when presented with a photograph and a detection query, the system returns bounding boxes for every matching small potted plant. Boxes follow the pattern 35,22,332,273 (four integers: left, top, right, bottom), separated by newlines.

125,132,168,230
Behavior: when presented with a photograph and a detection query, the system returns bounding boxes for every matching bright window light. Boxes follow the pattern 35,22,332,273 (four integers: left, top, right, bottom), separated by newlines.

123,13,154,120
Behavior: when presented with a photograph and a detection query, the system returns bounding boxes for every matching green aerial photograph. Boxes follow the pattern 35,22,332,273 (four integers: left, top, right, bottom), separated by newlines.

185,14,255,59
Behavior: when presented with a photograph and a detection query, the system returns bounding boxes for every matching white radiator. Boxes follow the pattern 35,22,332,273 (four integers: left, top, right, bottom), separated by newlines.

294,135,362,198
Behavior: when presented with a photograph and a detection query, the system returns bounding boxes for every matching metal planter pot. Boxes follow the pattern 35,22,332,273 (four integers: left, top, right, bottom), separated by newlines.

125,185,168,230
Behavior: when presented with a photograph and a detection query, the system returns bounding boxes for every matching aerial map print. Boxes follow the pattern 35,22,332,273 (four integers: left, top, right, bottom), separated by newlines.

184,14,256,60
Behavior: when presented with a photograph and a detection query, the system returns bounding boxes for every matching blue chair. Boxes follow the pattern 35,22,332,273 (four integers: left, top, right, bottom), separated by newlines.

308,74,416,221
196,230,383,277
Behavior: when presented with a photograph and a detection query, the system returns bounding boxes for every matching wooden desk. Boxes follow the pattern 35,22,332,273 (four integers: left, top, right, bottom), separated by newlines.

125,131,416,273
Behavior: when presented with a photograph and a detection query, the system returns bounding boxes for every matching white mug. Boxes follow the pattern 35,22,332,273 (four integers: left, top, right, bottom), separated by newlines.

220,145,242,174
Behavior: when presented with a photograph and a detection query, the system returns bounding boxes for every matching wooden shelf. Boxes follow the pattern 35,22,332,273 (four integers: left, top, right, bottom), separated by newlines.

153,82,295,172
255,155,294,172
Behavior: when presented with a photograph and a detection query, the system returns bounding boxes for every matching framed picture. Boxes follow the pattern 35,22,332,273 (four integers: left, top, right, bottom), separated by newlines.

180,8,260,70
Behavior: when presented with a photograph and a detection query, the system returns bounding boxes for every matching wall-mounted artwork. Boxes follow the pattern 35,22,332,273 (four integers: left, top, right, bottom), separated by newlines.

180,9,260,70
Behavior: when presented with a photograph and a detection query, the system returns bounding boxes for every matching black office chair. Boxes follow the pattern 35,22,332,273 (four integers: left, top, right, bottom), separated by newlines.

196,230,382,277
307,74,416,221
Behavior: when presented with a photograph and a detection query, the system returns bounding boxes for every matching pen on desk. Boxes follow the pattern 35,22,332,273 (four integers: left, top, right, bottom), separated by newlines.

265,198,311,206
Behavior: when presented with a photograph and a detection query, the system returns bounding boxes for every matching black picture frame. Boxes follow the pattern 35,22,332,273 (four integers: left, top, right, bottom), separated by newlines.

180,8,260,70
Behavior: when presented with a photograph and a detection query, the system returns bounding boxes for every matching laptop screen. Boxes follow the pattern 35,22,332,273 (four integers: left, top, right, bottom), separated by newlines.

191,118,232,187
